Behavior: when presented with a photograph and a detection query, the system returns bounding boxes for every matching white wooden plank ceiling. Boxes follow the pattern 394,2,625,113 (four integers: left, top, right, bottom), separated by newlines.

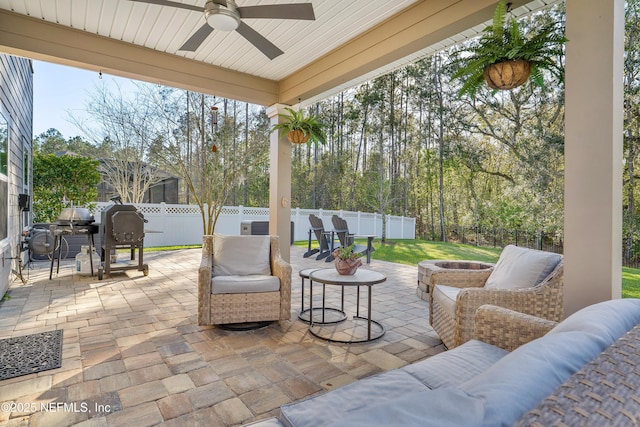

0,0,560,103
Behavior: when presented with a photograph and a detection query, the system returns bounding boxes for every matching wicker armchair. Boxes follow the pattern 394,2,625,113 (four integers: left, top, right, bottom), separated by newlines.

198,234,292,326
429,245,563,349
473,304,558,352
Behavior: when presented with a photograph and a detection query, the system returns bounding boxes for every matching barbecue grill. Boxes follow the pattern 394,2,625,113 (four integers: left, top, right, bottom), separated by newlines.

98,201,149,280
49,208,99,279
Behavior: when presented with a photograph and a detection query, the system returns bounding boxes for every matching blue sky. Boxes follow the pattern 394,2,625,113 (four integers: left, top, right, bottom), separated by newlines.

33,60,137,139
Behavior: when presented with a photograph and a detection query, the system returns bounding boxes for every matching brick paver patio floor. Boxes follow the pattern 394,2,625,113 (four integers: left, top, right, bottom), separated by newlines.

0,245,443,426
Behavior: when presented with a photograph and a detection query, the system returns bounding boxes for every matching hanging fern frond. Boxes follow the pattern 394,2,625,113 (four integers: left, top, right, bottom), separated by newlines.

450,0,568,97
492,0,507,41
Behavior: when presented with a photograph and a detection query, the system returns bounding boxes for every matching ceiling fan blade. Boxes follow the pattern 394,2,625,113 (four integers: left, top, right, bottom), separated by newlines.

235,21,284,60
127,0,202,13
237,4,315,20
179,23,214,51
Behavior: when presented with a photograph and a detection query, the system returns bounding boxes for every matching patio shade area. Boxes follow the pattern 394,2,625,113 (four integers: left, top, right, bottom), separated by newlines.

0,0,627,315
0,247,442,426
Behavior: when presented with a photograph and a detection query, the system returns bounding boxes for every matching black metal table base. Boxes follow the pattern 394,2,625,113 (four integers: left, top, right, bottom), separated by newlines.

299,268,346,325
309,316,385,343
298,307,346,324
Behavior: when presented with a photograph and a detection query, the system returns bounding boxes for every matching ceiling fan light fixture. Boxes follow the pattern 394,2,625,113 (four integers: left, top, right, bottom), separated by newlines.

205,3,241,32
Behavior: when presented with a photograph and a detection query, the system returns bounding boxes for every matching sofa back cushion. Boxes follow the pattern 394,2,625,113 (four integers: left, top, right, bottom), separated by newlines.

548,297,640,339
484,245,561,290
460,299,640,427
212,234,271,276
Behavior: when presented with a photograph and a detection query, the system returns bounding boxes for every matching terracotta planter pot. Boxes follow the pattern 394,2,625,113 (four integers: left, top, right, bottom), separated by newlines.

287,129,310,144
335,258,363,275
483,59,532,90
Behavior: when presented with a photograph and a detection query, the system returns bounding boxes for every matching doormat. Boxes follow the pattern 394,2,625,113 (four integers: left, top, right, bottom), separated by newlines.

0,330,63,381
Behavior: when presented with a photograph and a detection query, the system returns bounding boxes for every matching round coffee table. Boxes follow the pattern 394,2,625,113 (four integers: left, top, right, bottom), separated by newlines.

308,268,386,343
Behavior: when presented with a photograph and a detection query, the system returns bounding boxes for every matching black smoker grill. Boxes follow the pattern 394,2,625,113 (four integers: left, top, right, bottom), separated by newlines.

98,202,149,280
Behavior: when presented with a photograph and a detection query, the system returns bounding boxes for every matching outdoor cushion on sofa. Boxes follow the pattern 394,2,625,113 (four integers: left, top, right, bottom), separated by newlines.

324,388,484,427
484,244,562,289
279,339,507,427
401,340,507,389
459,298,640,427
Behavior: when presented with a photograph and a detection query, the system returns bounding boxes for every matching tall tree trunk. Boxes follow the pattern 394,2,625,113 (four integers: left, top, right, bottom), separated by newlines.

186,91,191,204
244,102,249,205
200,93,206,206
434,55,447,242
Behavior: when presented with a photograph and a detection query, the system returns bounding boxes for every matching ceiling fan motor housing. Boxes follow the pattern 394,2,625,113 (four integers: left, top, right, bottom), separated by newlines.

205,0,241,31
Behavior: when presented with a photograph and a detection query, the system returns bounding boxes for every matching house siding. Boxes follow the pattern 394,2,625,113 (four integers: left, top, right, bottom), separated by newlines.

0,54,33,296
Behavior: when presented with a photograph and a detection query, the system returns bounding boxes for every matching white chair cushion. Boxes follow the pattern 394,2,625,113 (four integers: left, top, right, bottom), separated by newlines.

212,234,271,276
211,275,280,294
432,285,460,318
484,245,561,290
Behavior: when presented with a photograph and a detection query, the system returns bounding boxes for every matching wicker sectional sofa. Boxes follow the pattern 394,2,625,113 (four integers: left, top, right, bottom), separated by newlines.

247,298,640,427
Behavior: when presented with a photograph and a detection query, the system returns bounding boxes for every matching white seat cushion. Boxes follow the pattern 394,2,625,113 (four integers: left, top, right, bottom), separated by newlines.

211,275,280,294
432,285,460,318
212,234,271,276
484,245,561,290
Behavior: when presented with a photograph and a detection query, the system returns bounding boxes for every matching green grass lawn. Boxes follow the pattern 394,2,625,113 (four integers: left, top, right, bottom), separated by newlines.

623,267,640,298
295,238,638,297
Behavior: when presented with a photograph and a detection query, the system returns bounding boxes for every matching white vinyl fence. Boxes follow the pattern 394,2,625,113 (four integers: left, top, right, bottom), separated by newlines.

94,203,416,247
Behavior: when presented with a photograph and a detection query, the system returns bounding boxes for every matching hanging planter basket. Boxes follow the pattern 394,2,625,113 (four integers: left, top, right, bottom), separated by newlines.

483,59,532,90
287,129,310,144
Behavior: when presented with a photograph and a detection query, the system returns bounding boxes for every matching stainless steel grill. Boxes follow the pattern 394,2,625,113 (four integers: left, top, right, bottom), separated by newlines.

47,208,100,279
57,207,94,226
98,201,149,280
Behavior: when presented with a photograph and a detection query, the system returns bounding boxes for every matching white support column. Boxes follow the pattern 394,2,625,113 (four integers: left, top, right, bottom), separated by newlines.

564,0,625,316
267,104,292,262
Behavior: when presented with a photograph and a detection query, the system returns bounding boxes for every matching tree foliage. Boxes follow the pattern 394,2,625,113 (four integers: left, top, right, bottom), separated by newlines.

32,153,100,222
138,88,266,234
46,2,640,258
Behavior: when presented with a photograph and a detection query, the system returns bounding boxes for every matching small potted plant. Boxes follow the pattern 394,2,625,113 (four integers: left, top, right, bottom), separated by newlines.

451,0,567,97
332,244,363,275
270,107,327,145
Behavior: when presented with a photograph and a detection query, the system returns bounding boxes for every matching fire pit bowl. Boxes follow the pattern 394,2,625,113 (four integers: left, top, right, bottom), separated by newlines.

416,260,494,301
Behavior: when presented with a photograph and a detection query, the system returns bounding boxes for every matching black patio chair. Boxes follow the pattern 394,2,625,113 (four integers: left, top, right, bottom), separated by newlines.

330,215,375,264
303,214,338,260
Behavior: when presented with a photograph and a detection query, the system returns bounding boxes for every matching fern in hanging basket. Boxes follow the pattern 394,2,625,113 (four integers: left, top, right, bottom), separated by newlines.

451,0,567,97
270,107,327,146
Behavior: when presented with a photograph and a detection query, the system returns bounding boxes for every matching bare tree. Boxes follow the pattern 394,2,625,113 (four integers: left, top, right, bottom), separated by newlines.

74,83,162,203
142,88,252,234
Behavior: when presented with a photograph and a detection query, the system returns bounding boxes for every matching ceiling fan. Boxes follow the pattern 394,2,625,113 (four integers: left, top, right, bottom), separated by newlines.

129,0,316,60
